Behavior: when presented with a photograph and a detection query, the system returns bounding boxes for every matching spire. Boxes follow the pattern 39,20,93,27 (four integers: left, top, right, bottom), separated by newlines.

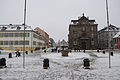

83,13,84,16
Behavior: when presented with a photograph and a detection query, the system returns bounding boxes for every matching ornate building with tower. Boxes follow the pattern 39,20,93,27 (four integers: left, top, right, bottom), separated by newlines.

68,14,98,50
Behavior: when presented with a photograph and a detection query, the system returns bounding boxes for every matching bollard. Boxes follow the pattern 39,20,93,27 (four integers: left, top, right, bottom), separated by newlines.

83,50,85,53
97,49,99,53
103,50,105,54
43,58,49,69
83,58,90,69
26,51,28,54
8,53,12,58
31,50,33,53
0,58,6,68
44,50,46,53
110,51,113,56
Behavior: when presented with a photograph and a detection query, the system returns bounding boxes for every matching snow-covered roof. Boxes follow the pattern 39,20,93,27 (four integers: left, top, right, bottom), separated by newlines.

0,24,32,31
113,31,120,38
99,24,119,32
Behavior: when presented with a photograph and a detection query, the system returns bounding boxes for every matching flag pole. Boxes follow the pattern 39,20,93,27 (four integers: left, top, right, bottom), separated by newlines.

106,0,111,68
23,0,27,68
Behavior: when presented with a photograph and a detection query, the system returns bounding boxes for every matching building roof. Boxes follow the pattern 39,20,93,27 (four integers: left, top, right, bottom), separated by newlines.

0,24,32,31
70,13,96,25
113,32,120,38
99,24,119,32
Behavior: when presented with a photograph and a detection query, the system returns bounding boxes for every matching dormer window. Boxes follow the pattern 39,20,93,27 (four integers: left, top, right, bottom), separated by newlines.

81,21,86,24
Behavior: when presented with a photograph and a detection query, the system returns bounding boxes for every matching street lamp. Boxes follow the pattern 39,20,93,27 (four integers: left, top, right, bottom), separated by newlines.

23,0,27,68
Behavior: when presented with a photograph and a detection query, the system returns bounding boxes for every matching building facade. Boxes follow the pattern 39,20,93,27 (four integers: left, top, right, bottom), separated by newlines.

113,32,120,49
0,24,45,51
34,27,49,48
68,14,98,50
98,24,119,49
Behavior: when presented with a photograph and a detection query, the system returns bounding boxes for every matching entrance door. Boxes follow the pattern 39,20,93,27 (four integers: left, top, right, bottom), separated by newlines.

81,42,86,50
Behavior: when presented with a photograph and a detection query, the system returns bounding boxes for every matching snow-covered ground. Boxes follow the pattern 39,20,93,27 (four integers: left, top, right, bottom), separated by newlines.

0,50,120,80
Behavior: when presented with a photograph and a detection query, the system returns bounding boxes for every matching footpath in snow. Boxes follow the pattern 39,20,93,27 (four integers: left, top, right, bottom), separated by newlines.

0,50,120,80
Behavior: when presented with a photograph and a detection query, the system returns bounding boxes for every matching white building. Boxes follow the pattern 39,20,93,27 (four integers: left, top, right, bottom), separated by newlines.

98,24,119,49
0,24,45,51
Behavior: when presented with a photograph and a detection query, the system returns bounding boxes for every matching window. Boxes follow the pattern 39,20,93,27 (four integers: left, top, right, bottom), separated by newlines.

25,41,29,45
114,39,118,43
20,33,24,37
91,34,94,38
9,41,13,45
20,41,23,45
73,41,77,45
91,26,94,31
9,33,13,37
0,33,1,37
91,41,94,45
81,21,86,24
2,33,5,37
15,33,18,37
15,41,18,45
82,33,86,37
4,33,8,37
0,41,4,45
4,41,8,45
74,34,77,39
33,41,36,45
82,27,86,32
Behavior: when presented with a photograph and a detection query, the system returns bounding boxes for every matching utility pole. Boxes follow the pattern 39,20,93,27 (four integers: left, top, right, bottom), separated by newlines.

23,0,27,68
106,0,111,68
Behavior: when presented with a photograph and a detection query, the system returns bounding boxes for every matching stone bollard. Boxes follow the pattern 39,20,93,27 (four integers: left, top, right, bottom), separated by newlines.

103,50,105,54
110,51,113,56
0,58,6,68
8,53,12,58
83,50,85,53
97,49,99,53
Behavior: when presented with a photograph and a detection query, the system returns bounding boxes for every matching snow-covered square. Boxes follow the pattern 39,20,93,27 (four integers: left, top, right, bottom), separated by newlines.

0,50,120,80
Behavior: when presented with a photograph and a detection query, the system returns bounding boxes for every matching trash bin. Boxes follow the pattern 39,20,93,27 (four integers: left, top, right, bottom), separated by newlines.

43,58,49,69
8,53,12,58
103,50,105,54
83,58,90,69
110,51,113,56
0,58,6,68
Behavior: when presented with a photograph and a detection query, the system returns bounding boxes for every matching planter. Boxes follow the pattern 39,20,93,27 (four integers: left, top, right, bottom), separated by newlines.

61,50,69,56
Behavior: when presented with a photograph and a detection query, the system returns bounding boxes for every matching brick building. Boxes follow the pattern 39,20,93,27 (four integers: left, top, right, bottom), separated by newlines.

113,32,120,49
68,14,98,50
34,27,49,48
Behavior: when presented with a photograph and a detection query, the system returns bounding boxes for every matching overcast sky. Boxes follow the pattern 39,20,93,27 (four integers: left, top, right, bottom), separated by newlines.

0,0,120,42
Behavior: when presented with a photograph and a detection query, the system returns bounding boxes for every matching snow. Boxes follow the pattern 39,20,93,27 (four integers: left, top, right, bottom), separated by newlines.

0,50,120,80
113,31,120,38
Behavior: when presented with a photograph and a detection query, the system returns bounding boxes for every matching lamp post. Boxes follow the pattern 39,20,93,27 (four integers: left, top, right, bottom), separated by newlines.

23,0,27,68
106,0,111,68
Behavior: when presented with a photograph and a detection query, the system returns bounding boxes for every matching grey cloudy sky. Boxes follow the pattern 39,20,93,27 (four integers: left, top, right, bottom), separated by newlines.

0,0,120,42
